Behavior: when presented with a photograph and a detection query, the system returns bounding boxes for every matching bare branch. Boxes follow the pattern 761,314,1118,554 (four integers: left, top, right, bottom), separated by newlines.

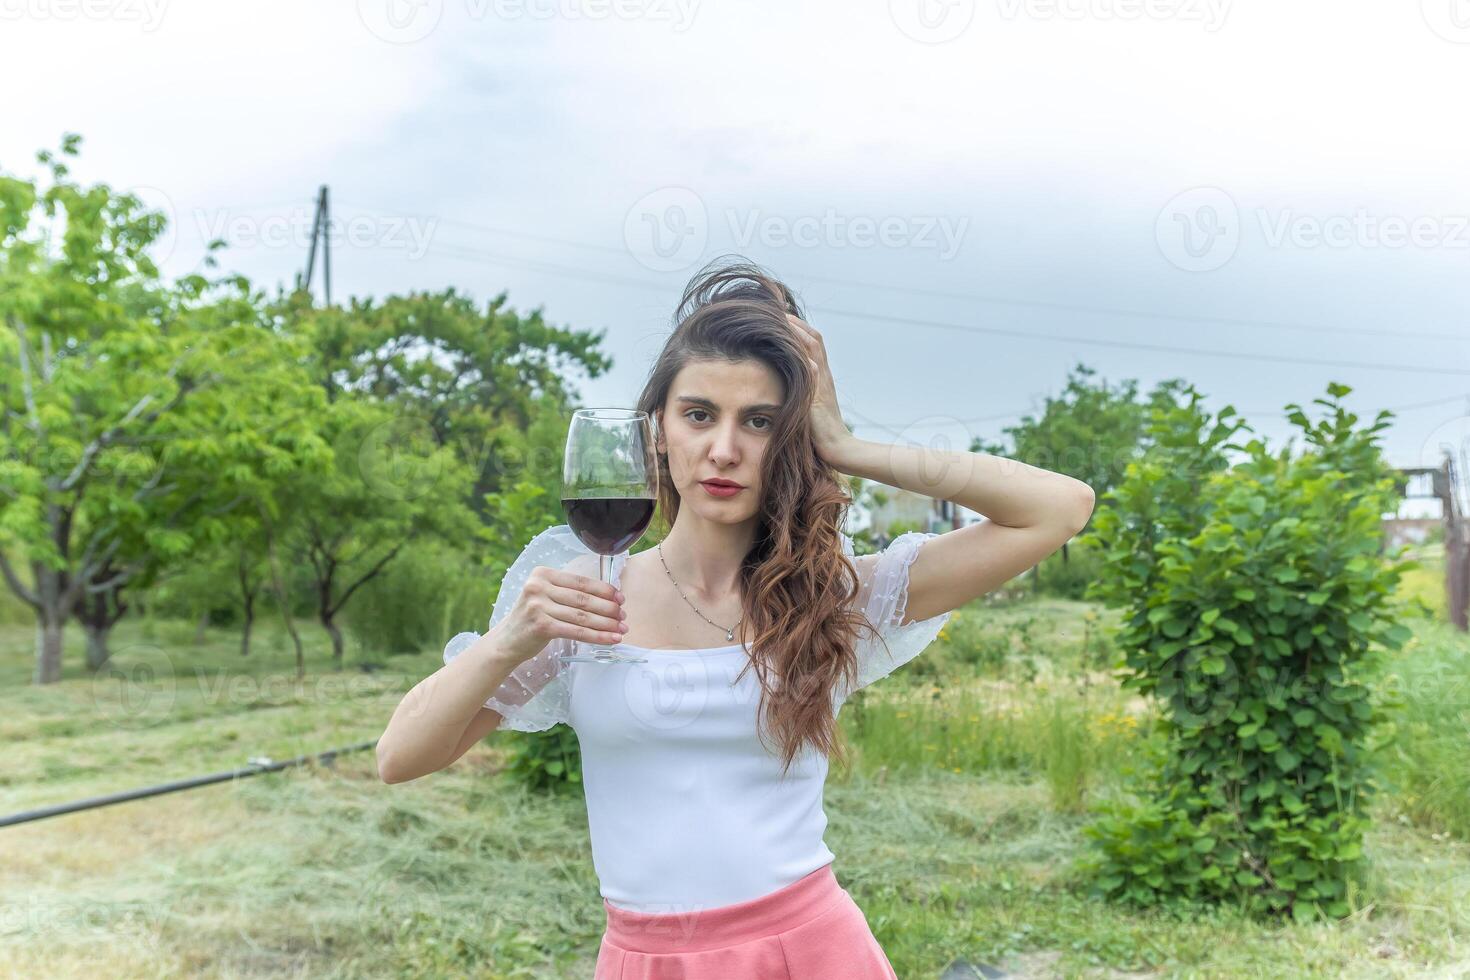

0,549,40,609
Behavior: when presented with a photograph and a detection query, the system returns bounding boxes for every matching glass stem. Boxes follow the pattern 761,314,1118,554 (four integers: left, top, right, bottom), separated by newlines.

598,554,614,650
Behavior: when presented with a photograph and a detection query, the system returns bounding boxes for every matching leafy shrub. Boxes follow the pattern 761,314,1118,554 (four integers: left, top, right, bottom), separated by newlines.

499,723,584,795
1034,534,1107,600
1078,383,1416,921
347,541,494,658
943,609,1013,674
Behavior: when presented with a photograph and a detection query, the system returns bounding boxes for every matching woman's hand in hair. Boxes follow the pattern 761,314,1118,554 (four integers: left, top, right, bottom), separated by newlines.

786,313,852,467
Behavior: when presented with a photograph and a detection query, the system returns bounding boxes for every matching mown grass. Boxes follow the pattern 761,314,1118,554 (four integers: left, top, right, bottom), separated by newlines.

2,578,1469,978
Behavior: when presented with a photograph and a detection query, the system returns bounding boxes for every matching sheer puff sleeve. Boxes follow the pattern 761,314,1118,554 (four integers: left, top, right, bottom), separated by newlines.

442,524,599,733
833,529,953,707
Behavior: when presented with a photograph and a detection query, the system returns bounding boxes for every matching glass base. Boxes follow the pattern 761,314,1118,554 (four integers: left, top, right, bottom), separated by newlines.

556,648,648,665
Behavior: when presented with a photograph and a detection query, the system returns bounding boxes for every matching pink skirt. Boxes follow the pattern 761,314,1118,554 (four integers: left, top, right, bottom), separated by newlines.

593,862,898,979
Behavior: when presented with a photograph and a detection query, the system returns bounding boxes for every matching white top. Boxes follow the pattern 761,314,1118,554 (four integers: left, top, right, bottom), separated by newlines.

442,524,952,912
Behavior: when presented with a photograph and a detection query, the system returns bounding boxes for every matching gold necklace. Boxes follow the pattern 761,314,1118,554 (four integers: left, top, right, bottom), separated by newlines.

657,543,742,642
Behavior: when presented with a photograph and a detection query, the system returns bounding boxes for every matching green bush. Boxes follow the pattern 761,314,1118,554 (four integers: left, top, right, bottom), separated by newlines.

1078,382,1416,921
499,723,584,795
941,609,1011,674
347,541,494,658
1034,534,1107,600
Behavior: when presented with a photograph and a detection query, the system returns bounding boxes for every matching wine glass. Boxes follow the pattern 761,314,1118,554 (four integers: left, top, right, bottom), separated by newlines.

557,408,657,665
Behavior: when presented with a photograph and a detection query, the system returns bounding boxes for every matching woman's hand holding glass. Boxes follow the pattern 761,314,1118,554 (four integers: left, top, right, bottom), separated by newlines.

493,566,629,664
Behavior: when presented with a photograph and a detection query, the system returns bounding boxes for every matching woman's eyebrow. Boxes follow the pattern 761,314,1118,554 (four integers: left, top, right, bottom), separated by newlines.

675,395,781,413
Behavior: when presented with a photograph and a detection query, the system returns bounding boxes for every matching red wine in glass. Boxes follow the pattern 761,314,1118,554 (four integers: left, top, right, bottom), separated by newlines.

559,409,658,665
562,497,655,555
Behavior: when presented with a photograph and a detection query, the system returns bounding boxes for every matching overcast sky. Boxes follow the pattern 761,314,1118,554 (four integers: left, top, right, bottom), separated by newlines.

4,0,1468,515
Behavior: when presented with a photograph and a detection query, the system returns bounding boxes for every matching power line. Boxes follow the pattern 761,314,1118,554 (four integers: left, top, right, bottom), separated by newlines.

423,238,1470,378
812,305,1470,378
848,393,1470,432
338,200,1470,345
296,203,1470,431
429,243,668,291
424,239,1470,428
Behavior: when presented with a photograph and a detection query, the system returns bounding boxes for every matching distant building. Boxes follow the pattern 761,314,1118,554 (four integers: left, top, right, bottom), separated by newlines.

1381,517,1440,551
857,487,985,546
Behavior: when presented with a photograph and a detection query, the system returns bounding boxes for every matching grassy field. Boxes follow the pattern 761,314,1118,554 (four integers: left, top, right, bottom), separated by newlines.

3,575,1469,978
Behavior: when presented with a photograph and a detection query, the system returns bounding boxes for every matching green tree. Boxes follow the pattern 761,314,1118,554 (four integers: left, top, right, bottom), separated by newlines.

273,286,612,519
970,362,1168,523
0,136,330,682
969,363,1162,593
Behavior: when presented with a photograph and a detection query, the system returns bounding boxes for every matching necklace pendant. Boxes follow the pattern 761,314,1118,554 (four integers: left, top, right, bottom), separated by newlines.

725,628,734,641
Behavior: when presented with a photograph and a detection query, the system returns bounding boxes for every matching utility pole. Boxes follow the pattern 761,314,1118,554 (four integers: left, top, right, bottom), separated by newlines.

1443,454,1469,631
1397,457,1469,631
296,184,332,306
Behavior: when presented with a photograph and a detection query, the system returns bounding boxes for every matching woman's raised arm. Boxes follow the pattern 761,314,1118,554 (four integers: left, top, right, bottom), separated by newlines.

784,309,1096,624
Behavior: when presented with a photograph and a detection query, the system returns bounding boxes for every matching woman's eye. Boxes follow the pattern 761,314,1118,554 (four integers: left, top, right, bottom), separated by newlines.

685,410,771,429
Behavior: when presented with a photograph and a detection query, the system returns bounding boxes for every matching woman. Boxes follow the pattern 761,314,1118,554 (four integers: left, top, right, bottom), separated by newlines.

376,257,1095,978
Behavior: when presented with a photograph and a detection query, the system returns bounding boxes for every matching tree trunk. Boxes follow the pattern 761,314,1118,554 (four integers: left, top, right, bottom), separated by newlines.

240,592,255,657
195,608,211,645
84,625,111,672
324,615,345,667
77,579,128,674
237,562,258,657
263,527,305,678
31,560,70,684
34,617,64,684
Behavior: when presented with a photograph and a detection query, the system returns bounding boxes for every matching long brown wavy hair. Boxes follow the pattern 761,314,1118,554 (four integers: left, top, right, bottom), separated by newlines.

635,255,882,779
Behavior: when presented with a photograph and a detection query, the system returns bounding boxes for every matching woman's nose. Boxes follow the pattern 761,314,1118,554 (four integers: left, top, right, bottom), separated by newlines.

709,425,740,464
